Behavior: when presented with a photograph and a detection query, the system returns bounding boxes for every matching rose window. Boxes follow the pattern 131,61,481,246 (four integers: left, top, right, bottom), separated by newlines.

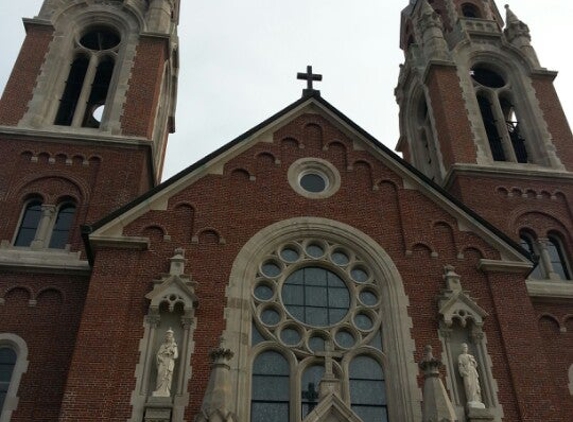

252,239,383,355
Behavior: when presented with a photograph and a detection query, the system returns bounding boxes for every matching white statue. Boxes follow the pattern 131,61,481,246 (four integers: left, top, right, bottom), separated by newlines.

457,343,484,409
153,328,179,397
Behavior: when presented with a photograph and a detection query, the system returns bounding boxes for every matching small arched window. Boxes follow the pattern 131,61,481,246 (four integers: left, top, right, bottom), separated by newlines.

14,199,43,247
251,351,290,422
0,347,17,414
461,3,482,19
48,203,77,249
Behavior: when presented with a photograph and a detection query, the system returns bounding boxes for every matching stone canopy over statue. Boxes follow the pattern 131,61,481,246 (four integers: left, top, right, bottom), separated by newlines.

153,328,179,397
457,343,485,409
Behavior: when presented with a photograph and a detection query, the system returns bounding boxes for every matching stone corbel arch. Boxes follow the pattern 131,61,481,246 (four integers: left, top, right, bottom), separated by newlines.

129,248,198,422
222,217,421,421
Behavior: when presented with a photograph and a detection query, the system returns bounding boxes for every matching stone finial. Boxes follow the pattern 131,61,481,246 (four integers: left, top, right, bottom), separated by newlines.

419,345,457,422
196,341,237,422
503,4,540,67
169,248,186,276
417,0,449,61
443,265,462,292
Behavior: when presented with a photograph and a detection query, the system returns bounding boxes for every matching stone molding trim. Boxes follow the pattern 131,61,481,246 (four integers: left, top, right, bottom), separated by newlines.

223,217,421,421
0,334,29,422
526,280,573,299
0,241,90,275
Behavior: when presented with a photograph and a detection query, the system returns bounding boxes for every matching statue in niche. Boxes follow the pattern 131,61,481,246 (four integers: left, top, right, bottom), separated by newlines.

153,328,179,397
457,343,485,409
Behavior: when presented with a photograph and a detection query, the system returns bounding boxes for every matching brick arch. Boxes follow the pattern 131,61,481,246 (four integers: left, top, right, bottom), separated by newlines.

496,186,508,197
459,246,486,261
351,160,374,189
563,315,573,332
2,286,33,303
538,313,562,333
141,225,167,243
170,202,195,243
8,173,89,204
228,167,253,181
511,209,570,239
303,122,324,150
255,151,278,165
409,242,435,258
432,221,458,258
35,287,65,303
192,227,225,245
280,136,301,150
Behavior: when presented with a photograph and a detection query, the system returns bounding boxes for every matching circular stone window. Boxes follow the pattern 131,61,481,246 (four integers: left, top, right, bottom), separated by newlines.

288,158,341,199
251,238,383,354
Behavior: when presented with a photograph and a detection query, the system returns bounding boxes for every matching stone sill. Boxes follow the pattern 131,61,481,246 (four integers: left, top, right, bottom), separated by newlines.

526,279,573,299
0,243,90,275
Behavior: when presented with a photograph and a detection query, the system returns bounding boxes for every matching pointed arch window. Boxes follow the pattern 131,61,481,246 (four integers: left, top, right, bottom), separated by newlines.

0,347,17,414
413,97,441,181
520,230,571,281
55,28,121,129
472,66,530,163
349,355,388,422
0,334,28,422
519,231,545,279
48,203,77,249
249,237,391,421
547,235,571,280
251,351,290,422
13,199,43,247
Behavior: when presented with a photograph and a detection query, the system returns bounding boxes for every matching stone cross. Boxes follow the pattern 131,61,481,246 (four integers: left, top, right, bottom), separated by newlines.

297,65,322,96
316,340,341,378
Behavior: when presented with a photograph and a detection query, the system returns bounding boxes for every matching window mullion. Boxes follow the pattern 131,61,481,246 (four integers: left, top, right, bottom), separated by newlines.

71,54,98,127
491,92,518,163
30,205,56,249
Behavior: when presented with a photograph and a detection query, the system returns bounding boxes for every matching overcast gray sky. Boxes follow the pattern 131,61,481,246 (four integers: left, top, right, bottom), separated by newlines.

1,1,571,181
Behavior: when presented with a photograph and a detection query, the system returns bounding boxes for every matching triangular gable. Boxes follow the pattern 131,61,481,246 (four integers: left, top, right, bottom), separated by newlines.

302,394,363,422
83,92,532,268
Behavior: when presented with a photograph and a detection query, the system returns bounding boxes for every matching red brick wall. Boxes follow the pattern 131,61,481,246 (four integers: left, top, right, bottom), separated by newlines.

0,272,88,421
531,74,573,171
121,36,169,139
0,135,153,252
426,65,477,171
0,24,53,126
56,114,566,420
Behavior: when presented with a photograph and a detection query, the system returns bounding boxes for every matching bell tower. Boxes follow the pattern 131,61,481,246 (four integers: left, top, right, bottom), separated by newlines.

0,1,180,419
0,0,179,182
396,3,573,416
395,0,573,187
0,0,180,255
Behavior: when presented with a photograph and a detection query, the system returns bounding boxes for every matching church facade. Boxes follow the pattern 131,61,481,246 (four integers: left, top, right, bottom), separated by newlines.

0,1,571,422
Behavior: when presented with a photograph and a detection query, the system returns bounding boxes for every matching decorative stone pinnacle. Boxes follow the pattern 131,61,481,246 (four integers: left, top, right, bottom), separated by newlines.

419,345,442,377
504,5,519,23
209,347,234,363
169,248,186,276
443,264,462,292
